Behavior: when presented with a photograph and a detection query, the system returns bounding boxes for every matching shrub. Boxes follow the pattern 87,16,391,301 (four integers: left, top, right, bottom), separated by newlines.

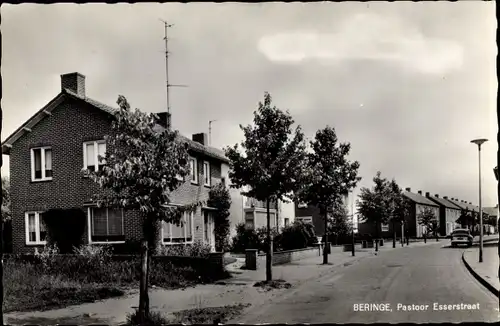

42,208,86,254
74,244,113,265
111,239,143,255
230,223,260,253
207,183,232,252
34,243,60,270
255,226,280,253
126,309,170,326
157,240,212,257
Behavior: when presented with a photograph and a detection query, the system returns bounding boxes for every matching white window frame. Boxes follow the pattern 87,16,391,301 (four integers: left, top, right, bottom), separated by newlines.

203,161,211,187
83,140,106,172
297,216,313,224
298,202,308,209
161,210,195,245
190,157,198,184
31,147,53,182
25,212,47,245
381,223,389,232
87,207,125,244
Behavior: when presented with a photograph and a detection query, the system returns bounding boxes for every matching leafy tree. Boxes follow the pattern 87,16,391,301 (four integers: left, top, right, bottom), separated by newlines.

298,126,360,263
456,208,475,232
1,177,10,222
387,180,411,247
207,182,232,252
87,95,202,323
357,171,391,251
225,92,307,281
327,198,353,245
417,207,438,243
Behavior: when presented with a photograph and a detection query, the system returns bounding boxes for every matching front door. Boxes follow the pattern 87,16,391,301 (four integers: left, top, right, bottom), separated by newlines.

204,211,216,252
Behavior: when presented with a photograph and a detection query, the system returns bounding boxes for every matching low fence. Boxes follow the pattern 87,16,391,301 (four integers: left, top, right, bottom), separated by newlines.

4,252,226,279
245,246,321,270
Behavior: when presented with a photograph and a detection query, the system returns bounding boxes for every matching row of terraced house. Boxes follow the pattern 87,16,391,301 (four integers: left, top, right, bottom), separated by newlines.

1,72,296,254
295,188,498,239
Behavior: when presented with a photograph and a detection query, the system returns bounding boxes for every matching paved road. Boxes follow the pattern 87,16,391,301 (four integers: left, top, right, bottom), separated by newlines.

234,241,499,323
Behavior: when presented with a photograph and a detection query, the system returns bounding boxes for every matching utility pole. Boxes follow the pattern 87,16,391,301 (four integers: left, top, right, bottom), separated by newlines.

160,19,187,129
209,120,217,146
351,192,355,257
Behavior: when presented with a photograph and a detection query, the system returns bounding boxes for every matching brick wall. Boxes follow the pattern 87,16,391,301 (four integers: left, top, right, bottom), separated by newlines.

255,246,321,266
9,95,223,253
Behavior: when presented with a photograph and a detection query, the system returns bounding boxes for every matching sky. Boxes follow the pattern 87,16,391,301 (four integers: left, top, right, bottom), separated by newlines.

1,2,498,209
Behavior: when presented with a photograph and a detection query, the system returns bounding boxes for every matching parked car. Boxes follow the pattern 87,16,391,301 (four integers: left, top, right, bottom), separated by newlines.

450,229,473,247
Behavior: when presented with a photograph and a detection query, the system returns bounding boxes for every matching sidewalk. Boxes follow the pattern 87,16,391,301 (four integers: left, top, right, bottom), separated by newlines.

3,239,443,325
462,246,499,298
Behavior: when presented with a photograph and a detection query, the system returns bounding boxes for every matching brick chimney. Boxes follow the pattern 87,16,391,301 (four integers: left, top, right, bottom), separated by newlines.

435,194,439,198
418,190,422,195
443,196,448,199
405,187,411,192
192,133,208,146
61,72,85,97
156,112,171,130
425,192,430,197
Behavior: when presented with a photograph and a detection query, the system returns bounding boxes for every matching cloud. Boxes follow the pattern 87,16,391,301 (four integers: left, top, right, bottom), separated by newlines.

257,13,464,75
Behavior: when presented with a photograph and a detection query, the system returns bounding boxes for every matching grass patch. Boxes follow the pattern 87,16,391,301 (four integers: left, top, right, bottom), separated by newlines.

253,279,292,291
126,304,250,325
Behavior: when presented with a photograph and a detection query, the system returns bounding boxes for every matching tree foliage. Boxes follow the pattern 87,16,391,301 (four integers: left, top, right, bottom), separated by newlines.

327,198,353,240
357,171,392,239
207,182,232,252
1,177,10,222
42,208,86,254
417,207,438,237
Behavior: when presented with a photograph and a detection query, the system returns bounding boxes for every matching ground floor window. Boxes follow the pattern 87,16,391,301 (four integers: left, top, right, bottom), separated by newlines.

25,212,47,245
381,223,389,232
89,207,125,243
162,211,194,244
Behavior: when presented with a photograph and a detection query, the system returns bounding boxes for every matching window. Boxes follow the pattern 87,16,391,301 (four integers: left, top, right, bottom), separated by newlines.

221,177,226,187
162,211,194,244
381,223,389,232
297,216,313,224
298,202,308,209
203,161,211,186
31,147,52,181
190,157,198,184
284,218,290,227
83,140,106,172
89,207,124,243
25,212,47,245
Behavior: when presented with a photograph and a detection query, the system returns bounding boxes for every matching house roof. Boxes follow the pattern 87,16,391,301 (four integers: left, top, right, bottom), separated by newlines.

427,196,461,210
444,198,479,212
403,191,439,207
1,88,229,163
483,206,499,217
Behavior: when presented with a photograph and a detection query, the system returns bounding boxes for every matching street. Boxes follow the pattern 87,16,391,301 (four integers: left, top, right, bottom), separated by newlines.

233,241,499,323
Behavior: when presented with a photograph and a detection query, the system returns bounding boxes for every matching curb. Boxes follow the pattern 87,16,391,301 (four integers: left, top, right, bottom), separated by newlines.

461,251,499,299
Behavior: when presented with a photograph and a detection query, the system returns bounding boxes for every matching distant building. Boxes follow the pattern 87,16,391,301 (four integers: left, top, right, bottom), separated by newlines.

426,193,461,236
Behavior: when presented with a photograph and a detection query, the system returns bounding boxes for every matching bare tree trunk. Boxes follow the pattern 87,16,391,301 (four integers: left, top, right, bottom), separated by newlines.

323,209,329,264
392,220,396,248
266,199,272,281
375,221,379,252
138,239,149,324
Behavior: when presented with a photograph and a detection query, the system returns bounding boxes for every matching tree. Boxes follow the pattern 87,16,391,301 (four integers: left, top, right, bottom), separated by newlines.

456,208,474,231
298,126,360,263
1,177,10,222
87,95,201,323
387,180,411,248
327,197,353,245
417,207,438,243
207,182,232,252
357,171,391,251
225,92,307,281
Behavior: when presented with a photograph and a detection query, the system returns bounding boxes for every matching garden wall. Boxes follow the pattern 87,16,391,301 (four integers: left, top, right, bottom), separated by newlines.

250,246,321,268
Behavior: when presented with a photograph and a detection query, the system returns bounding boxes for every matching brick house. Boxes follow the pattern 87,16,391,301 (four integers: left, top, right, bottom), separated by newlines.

426,193,462,236
1,72,230,254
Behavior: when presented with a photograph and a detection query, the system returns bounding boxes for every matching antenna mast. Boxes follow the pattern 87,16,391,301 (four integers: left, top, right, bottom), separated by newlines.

160,19,187,129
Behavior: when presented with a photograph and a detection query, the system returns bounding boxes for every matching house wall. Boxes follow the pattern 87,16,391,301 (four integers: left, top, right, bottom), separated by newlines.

295,203,325,236
444,208,461,235
220,163,244,240
9,97,222,254
415,204,440,237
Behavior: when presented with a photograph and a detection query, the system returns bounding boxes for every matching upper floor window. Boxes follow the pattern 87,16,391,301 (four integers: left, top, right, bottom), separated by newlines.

297,202,308,209
381,223,389,232
25,212,47,245
203,161,211,187
190,157,198,184
84,140,106,172
31,147,52,182
89,207,125,243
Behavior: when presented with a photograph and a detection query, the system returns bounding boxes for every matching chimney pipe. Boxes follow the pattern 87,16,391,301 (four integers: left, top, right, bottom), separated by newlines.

443,196,448,199
425,192,430,197
156,112,171,130
61,72,86,97
405,187,411,192
435,194,439,198
192,133,208,146
418,190,422,195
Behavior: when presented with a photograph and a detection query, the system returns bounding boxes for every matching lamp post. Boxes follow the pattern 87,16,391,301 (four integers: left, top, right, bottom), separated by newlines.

471,138,488,263
351,191,355,257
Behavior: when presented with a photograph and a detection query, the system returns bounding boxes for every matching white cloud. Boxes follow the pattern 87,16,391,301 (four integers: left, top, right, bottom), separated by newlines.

257,13,464,75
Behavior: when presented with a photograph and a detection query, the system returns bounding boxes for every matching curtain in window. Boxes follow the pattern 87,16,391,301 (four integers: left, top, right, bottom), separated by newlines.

185,212,193,241
39,214,47,241
171,216,184,242
97,143,106,165
108,209,123,236
86,143,95,170
190,159,196,179
28,213,36,242
44,149,53,177
162,221,171,242
33,149,42,179
92,208,107,236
